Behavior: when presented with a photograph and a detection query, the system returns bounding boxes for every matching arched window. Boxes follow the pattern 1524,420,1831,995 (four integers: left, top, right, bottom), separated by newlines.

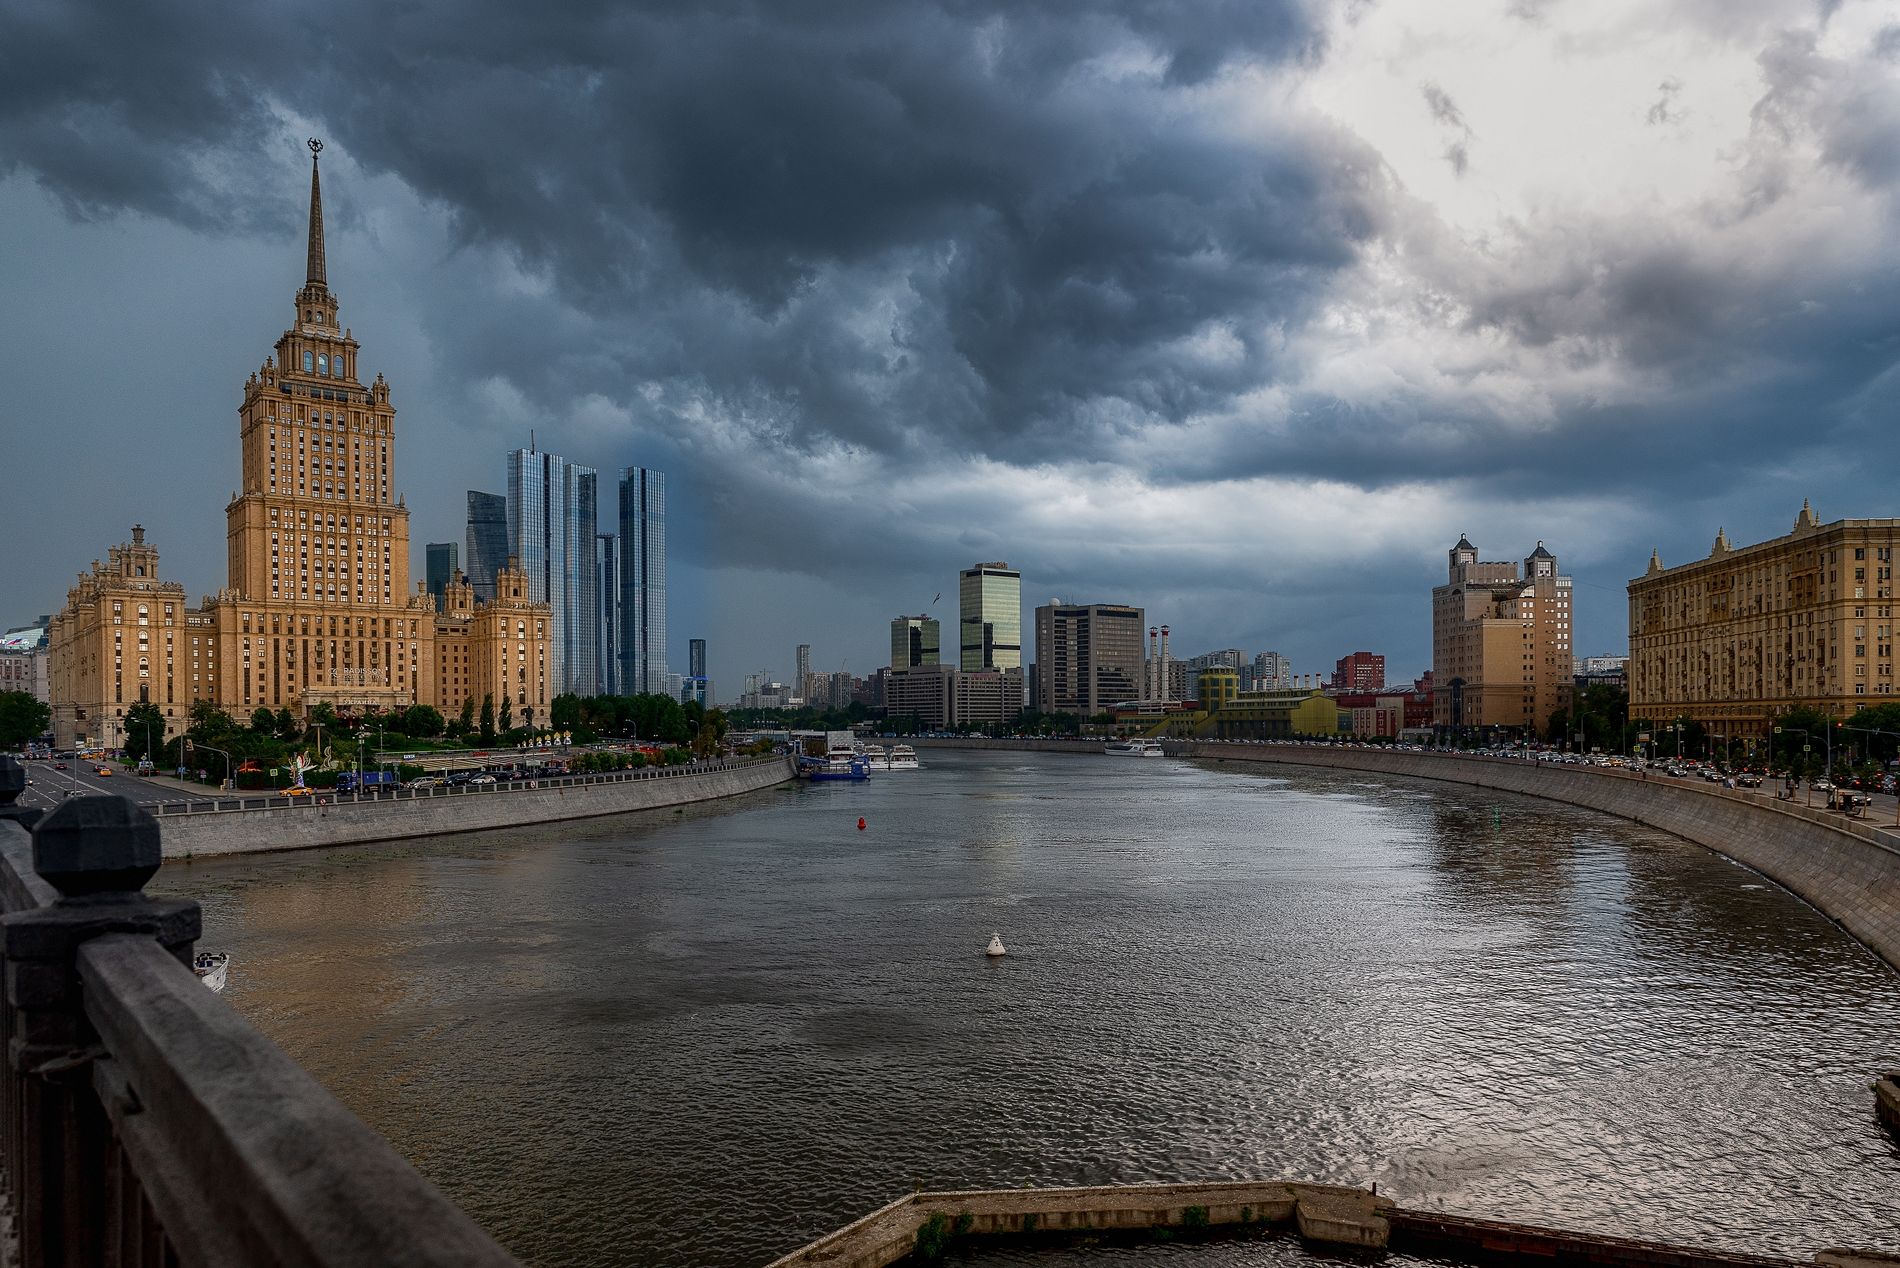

303,350,314,372
317,354,327,375
331,355,342,377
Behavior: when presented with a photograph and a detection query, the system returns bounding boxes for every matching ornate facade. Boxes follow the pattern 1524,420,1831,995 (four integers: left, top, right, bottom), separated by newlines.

1431,537,1573,732
1628,502,1898,742
48,143,551,747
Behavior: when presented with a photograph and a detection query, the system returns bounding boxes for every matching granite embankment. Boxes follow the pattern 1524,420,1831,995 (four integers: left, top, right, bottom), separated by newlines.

156,756,795,859
912,738,1900,973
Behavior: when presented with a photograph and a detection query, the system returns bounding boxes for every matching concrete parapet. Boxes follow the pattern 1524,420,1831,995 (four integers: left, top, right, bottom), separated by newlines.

156,758,795,859
765,1179,1842,1267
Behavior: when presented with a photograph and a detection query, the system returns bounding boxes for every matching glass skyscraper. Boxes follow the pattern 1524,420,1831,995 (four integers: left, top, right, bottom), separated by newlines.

424,541,459,608
597,533,620,697
464,490,508,604
959,562,1021,672
508,449,601,696
617,466,667,694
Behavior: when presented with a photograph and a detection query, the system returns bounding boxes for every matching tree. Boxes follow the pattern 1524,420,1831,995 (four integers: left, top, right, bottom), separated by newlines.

500,696,515,734
0,692,51,749
458,696,476,735
123,701,167,763
404,704,445,737
250,706,277,733
478,694,497,745
274,707,299,741
550,693,583,731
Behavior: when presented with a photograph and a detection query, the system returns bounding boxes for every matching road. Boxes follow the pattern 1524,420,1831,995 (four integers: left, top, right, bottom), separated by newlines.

13,761,214,811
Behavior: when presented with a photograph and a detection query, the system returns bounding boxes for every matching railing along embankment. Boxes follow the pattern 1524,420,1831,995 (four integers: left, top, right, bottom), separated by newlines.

154,755,797,859
0,755,520,1268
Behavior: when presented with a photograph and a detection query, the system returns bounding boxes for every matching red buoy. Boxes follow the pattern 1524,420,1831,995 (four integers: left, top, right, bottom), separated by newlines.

857,817,866,830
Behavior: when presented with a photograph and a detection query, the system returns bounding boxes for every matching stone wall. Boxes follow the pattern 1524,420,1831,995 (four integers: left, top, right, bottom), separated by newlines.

910,738,1900,973
158,758,795,859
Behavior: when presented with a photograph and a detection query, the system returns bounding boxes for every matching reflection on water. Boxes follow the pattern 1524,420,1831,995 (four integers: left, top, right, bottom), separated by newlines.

156,751,1900,1268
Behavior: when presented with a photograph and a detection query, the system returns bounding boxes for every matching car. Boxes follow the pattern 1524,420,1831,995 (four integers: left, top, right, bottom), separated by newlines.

94,767,113,777
467,774,497,786
407,776,446,789
53,762,67,770
284,786,314,797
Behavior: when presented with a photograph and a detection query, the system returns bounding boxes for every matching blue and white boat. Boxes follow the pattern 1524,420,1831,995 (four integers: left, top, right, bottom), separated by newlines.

799,745,873,782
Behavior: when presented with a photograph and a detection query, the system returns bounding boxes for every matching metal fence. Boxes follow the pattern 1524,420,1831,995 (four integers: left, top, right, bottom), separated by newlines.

0,755,520,1267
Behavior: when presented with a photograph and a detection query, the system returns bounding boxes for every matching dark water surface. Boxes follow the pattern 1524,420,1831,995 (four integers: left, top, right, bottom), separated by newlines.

157,750,1900,1267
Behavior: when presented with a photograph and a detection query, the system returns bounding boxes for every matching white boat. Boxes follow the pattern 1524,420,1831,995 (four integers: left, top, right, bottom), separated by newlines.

193,952,230,994
858,745,892,771
889,744,921,770
985,933,1006,957
1104,739,1165,757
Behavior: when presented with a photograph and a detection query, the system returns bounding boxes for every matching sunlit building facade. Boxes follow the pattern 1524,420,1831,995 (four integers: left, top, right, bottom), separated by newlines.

959,562,1021,673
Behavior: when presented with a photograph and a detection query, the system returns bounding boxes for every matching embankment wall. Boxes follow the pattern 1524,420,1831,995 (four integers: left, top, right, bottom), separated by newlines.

158,757,795,859
911,738,1900,972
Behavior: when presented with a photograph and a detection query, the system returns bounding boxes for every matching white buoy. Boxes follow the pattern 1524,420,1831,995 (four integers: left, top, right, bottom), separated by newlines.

986,933,1006,957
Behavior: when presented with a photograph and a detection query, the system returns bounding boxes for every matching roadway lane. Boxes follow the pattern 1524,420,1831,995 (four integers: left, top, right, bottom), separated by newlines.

14,762,212,811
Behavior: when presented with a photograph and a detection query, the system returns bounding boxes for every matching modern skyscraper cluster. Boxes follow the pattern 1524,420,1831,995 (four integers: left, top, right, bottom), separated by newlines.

462,451,669,699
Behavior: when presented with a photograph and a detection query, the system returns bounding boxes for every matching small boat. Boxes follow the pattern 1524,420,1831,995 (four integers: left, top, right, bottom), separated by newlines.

985,933,1006,957
1104,739,1165,757
889,744,921,771
193,952,230,994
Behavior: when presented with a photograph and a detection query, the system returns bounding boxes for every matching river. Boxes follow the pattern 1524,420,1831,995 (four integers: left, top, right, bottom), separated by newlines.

158,748,1900,1267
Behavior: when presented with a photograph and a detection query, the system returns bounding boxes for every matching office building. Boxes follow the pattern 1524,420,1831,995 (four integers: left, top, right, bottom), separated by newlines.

1331,652,1385,693
464,490,508,604
1628,503,1899,742
1432,536,1572,732
48,147,550,745
795,644,812,700
617,466,667,694
891,616,941,669
597,533,620,697
684,637,709,707
959,562,1021,672
0,618,51,705
424,542,459,609
886,664,1024,729
1032,602,1144,715
508,448,599,694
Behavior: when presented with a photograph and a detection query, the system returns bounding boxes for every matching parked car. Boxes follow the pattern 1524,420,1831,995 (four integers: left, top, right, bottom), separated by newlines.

407,776,446,789
468,774,498,786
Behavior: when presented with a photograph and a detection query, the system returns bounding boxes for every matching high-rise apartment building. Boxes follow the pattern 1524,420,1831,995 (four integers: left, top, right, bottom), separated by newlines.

1330,651,1385,693
49,145,551,746
1628,503,1899,742
597,533,620,697
508,448,599,695
795,643,812,700
617,466,667,694
959,562,1021,672
684,637,709,707
464,490,508,604
689,638,706,679
891,615,941,669
425,542,459,609
1247,651,1291,692
1432,536,1572,732
1032,602,1144,715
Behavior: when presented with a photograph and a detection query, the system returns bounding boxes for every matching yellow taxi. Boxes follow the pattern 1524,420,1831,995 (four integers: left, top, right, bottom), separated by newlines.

94,767,113,777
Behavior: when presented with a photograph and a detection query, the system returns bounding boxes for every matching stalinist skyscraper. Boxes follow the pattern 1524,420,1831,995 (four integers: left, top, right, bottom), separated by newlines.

205,138,437,716
50,140,554,748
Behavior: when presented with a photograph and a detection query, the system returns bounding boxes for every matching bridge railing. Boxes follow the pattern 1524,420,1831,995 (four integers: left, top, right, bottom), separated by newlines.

0,755,519,1267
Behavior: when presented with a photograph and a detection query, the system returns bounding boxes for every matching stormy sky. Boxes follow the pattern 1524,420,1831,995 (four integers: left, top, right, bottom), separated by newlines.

2,0,1896,694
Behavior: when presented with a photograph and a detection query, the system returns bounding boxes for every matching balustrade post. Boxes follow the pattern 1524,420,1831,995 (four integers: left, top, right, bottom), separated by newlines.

2,796,201,1267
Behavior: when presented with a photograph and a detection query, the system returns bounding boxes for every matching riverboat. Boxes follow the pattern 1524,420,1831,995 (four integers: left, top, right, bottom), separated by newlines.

1104,739,1165,757
193,952,230,994
799,746,873,782
889,744,920,771
858,745,892,771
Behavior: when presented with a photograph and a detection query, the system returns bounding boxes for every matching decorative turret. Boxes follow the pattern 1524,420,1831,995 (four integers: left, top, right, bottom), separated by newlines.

1711,528,1731,557
1646,548,1664,575
1793,498,1819,534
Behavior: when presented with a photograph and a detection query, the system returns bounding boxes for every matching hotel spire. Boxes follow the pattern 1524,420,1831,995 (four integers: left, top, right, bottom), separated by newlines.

306,138,327,288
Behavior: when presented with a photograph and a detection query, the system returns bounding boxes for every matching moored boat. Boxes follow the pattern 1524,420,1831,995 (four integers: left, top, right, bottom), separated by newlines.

1104,739,1165,757
889,744,921,770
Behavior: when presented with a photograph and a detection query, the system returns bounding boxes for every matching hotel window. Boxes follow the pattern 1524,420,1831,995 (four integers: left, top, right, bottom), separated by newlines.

303,350,314,372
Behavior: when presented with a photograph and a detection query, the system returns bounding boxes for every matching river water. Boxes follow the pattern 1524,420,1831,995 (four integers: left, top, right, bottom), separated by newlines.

159,749,1900,1267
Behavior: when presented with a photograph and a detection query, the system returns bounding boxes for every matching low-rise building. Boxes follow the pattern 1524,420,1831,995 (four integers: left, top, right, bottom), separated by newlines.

0,617,51,705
